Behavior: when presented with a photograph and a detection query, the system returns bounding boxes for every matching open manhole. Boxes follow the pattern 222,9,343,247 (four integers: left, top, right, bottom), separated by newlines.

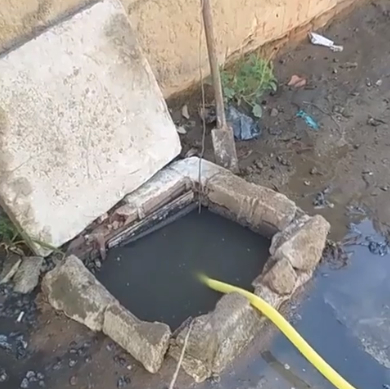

96,208,270,329
43,157,330,382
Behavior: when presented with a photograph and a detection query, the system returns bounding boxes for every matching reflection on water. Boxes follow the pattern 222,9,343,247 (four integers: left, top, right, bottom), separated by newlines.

97,208,270,329
201,219,390,389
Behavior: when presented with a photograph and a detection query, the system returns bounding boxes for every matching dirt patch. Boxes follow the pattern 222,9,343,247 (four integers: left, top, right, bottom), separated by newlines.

170,0,390,241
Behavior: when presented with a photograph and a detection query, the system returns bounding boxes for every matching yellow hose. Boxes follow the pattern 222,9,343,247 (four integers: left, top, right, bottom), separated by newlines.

198,274,357,389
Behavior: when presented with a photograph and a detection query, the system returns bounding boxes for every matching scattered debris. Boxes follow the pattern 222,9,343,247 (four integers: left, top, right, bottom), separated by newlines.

198,105,216,124
268,127,282,136
226,105,261,140
313,187,334,209
339,62,358,69
287,75,307,88
117,375,131,388
176,126,187,135
276,155,291,166
322,239,352,269
0,284,38,325
308,32,343,52
296,110,319,130
270,107,279,117
345,204,366,216
69,375,78,386
366,237,389,256
181,105,190,120
0,331,30,360
310,167,323,176
367,116,386,126
0,369,8,382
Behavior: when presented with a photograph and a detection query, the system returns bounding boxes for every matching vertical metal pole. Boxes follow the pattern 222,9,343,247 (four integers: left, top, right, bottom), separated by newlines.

201,0,227,130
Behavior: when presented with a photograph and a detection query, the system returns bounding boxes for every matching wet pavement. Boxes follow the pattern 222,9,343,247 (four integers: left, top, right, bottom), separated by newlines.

200,219,390,389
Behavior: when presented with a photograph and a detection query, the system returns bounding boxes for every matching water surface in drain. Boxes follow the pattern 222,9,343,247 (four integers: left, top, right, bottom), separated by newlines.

97,209,270,329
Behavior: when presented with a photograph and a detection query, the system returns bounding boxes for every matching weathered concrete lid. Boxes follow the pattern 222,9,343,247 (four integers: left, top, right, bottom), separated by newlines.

0,0,180,255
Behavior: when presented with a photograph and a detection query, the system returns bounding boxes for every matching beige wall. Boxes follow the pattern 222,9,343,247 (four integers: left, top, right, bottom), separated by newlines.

1,0,355,97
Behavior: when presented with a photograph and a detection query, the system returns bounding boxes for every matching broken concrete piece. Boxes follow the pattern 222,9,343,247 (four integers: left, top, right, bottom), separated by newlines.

13,256,43,293
0,0,180,256
103,303,171,373
271,215,330,271
170,293,263,382
0,255,22,284
260,257,297,295
206,172,297,233
42,255,116,331
169,157,225,184
124,167,189,218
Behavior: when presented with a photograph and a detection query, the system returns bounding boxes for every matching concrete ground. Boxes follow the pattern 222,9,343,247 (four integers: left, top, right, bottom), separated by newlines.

1,0,390,388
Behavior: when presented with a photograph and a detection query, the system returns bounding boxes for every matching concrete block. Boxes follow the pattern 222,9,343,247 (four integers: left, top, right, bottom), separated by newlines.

13,256,43,294
124,167,189,218
170,293,263,382
260,257,297,295
0,254,22,284
0,0,180,256
103,303,171,373
206,172,297,232
271,215,330,271
42,255,116,331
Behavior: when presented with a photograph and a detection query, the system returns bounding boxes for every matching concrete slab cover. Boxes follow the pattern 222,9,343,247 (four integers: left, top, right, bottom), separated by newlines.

0,0,181,255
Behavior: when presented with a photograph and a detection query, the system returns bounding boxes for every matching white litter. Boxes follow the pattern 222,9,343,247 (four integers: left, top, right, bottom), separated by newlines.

176,126,187,135
309,32,343,52
17,311,24,323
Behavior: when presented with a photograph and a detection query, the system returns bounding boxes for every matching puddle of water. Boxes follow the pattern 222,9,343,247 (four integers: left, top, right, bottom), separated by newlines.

97,208,270,329
201,219,390,389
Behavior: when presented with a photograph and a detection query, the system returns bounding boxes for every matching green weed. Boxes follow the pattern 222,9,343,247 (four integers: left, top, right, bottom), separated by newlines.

221,54,277,118
0,214,64,258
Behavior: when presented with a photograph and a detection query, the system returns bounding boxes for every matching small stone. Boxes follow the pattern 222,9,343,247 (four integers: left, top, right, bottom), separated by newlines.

309,167,322,175
69,376,77,386
85,355,92,363
0,254,22,284
39,381,46,387
26,371,36,379
113,355,127,367
13,257,44,294
176,126,187,135
20,378,29,388
0,369,8,382
376,79,383,86
268,127,282,136
68,359,77,368
270,108,279,117
117,375,131,388
208,374,221,384
181,104,190,120
52,359,62,370
37,373,45,380
340,62,358,69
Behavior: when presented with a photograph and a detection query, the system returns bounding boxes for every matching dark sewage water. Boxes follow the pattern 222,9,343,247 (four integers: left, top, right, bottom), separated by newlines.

96,208,270,329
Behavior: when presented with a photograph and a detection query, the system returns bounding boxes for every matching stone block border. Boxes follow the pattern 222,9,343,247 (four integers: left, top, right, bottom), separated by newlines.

43,157,330,381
